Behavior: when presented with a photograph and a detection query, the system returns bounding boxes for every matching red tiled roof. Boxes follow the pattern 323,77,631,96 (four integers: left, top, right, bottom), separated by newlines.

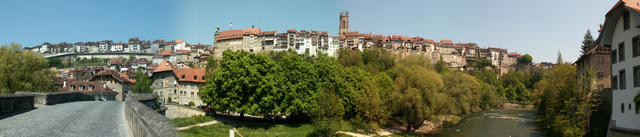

173,68,206,83
259,31,277,36
608,0,640,16
287,29,297,33
175,49,191,54
160,50,173,56
110,58,124,66
154,60,175,73
216,28,262,41
60,80,119,95
91,70,136,83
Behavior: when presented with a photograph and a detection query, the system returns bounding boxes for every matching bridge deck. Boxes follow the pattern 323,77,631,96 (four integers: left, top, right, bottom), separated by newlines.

0,101,132,137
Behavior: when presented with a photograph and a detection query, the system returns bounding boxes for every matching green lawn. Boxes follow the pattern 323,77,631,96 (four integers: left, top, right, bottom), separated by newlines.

175,115,381,137
172,115,216,127
175,116,362,137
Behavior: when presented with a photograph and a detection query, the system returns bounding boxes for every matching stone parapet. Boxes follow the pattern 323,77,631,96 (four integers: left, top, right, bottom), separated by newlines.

0,94,34,117
14,91,94,105
125,93,178,137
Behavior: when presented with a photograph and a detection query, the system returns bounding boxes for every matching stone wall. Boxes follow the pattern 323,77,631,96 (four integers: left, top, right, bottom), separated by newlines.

165,105,205,119
14,91,94,105
0,94,34,117
124,93,178,137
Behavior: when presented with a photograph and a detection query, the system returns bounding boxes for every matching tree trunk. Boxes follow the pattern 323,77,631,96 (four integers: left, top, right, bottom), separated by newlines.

240,112,245,120
406,123,412,132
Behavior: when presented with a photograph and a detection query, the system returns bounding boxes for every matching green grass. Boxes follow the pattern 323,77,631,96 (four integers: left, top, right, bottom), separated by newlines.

178,123,234,137
176,118,360,137
172,115,216,127
174,115,370,137
235,123,314,137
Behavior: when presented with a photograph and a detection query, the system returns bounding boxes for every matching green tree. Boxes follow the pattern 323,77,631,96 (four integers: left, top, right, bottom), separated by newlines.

390,64,446,132
435,56,449,73
310,90,344,137
472,58,493,70
441,71,482,114
336,48,363,67
200,50,280,118
361,48,395,73
129,54,136,61
277,53,317,116
187,62,195,68
0,43,57,94
581,30,595,54
533,64,599,137
518,54,533,64
131,69,153,93
47,58,63,68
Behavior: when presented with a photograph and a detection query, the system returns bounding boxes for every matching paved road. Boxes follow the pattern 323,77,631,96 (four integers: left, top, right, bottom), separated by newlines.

0,101,132,137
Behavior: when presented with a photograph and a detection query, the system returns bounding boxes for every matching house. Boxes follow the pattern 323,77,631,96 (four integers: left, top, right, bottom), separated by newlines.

596,0,640,133
151,60,205,106
59,80,118,101
89,70,136,101
575,45,612,90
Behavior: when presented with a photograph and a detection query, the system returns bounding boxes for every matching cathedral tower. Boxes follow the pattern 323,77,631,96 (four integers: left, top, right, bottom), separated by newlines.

339,11,349,37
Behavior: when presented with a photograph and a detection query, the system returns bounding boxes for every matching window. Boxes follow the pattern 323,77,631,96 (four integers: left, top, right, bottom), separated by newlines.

191,92,194,97
70,86,75,90
624,11,630,30
174,90,176,94
202,77,205,80
622,103,625,113
597,71,604,80
88,85,94,90
612,50,618,64
619,42,625,62
613,76,618,90
634,36,640,57
182,74,185,79
194,75,197,80
635,66,640,87
620,69,626,89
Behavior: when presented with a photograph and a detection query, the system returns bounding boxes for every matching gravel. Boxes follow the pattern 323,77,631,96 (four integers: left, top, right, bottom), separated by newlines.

0,101,132,137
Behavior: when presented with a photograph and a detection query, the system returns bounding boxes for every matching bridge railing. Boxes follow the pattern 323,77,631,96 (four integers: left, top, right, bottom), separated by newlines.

14,91,94,105
125,93,178,137
0,94,34,117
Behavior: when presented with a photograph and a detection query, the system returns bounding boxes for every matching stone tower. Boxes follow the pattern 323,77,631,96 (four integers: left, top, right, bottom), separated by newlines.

339,11,349,37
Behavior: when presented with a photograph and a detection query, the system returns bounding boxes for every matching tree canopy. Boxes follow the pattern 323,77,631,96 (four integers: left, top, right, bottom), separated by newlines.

0,43,57,94
131,69,153,93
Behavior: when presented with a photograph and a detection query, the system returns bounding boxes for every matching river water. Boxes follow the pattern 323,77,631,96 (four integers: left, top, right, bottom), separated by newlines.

433,109,544,137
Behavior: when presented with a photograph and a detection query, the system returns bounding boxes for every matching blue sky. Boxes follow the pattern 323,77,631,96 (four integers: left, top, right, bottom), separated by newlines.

0,0,617,62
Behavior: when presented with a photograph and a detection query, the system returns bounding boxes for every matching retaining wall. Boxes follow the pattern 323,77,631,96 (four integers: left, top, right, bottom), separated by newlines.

165,105,205,119
125,93,178,137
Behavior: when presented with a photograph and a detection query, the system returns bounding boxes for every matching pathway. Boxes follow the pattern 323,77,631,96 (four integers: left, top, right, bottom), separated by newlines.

176,120,220,130
0,101,132,137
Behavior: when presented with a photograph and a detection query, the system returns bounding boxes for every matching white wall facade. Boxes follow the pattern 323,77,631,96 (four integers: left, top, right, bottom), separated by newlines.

610,11,640,130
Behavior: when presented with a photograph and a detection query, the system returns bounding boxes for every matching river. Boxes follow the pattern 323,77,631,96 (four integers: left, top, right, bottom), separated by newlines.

433,108,543,137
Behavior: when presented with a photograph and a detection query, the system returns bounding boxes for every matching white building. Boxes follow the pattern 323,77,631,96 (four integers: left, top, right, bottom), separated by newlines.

597,0,640,133
111,44,123,52
174,40,190,51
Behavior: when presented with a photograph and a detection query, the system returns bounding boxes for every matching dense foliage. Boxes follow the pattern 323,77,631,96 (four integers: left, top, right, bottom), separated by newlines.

200,49,512,135
0,43,57,94
131,68,153,93
533,64,600,137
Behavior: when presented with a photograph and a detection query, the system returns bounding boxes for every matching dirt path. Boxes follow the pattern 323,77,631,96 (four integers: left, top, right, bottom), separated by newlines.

176,120,220,130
